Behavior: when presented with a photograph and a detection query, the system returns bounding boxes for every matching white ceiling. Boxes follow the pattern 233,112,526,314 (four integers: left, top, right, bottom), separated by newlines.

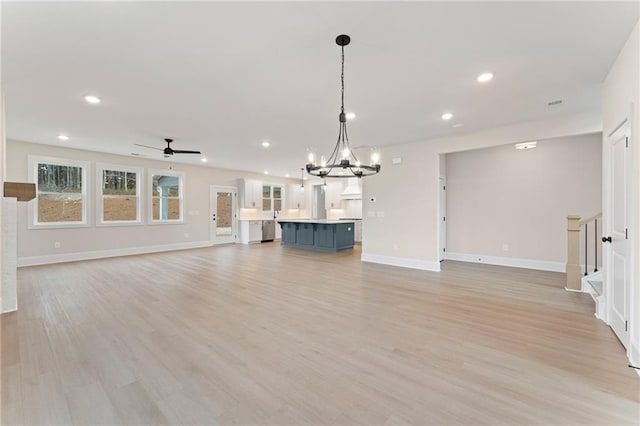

3,1,638,177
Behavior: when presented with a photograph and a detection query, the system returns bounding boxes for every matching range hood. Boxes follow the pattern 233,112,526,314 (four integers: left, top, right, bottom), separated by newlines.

340,178,362,199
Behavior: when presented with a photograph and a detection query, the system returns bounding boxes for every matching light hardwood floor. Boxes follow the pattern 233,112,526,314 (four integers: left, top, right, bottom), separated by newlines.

2,243,638,425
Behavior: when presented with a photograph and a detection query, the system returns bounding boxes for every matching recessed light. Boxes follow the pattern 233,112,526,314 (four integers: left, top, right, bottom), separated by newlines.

285,173,290,178
84,95,101,104
441,112,453,121
201,157,208,163
477,72,494,83
264,171,269,175
57,134,69,141
515,141,537,150
346,112,356,120
261,141,270,148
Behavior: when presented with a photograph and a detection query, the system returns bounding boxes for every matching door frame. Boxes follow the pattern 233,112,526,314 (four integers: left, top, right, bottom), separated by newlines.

439,176,447,261
604,107,634,351
209,185,238,245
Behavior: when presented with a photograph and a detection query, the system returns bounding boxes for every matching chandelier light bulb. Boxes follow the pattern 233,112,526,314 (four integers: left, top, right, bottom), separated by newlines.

371,152,380,165
321,156,327,168
308,152,315,165
342,147,350,160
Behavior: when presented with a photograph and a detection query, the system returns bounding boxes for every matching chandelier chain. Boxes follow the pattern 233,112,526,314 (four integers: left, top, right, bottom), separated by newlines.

341,46,345,114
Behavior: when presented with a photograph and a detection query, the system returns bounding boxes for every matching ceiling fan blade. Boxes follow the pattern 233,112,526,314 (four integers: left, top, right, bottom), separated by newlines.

134,143,163,151
172,150,201,154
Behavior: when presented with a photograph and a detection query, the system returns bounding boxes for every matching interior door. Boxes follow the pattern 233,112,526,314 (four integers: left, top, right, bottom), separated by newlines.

210,186,237,244
606,121,630,348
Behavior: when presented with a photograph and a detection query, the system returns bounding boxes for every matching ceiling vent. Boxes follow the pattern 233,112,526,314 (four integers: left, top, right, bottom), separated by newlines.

547,99,563,106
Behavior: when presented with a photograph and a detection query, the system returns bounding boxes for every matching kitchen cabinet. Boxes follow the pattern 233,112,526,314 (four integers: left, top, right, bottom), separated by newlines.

239,220,262,244
325,181,343,209
278,220,355,251
281,222,297,244
241,179,262,209
287,184,306,210
296,223,315,246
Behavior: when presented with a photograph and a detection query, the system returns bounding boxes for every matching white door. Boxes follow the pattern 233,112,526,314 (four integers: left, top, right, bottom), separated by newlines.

606,121,630,348
210,186,237,244
439,177,446,261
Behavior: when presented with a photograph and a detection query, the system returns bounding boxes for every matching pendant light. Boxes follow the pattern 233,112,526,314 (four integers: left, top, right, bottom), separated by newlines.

300,167,305,191
306,34,381,179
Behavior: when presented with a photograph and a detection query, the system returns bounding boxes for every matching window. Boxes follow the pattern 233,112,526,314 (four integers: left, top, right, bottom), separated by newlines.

262,184,282,212
29,155,89,227
97,164,142,225
149,169,184,223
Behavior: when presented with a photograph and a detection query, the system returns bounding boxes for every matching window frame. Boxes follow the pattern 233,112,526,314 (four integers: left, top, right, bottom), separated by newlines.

28,155,90,229
96,163,143,227
148,168,185,225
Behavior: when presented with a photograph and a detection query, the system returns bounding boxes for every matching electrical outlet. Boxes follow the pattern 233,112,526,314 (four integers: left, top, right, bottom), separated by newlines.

54,242,61,249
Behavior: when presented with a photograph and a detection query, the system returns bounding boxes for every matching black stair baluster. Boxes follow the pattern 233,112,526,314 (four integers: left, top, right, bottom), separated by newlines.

584,222,588,276
594,219,598,273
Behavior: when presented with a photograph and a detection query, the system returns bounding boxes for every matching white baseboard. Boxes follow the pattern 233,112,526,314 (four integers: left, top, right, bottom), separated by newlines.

17,240,213,267
445,252,565,272
361,253,441,272
631,341,640,376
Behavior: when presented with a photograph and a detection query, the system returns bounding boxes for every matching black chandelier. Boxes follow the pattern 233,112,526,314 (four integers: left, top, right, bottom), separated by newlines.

306,34,381,179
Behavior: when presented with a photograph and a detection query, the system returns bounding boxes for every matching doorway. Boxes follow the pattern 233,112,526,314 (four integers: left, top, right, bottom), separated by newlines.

210,186,237,244
605,117,631,348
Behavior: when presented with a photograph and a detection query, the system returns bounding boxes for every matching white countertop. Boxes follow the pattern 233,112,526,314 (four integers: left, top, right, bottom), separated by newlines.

277,219,357,224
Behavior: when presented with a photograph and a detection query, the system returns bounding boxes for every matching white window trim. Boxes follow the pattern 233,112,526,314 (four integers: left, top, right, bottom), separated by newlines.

28,155,90,229
96,163,143,227
148,168,185,225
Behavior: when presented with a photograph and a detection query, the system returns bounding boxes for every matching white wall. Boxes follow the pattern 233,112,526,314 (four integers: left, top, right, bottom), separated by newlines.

446,134,602,270
361,110,601,271
7,139,296,264
602,21,640,367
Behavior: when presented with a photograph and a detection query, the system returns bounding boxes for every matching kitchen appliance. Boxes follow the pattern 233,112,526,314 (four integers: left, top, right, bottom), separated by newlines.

262,220,275,242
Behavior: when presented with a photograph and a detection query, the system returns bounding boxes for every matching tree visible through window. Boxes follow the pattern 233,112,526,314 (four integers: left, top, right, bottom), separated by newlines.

35,160,86,224
100,167,140,223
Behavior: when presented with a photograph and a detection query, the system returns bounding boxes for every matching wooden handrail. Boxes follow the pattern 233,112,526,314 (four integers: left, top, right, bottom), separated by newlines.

579,212,602,226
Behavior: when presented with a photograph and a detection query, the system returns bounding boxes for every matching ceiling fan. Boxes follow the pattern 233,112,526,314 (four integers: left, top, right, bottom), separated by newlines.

134,138,201,157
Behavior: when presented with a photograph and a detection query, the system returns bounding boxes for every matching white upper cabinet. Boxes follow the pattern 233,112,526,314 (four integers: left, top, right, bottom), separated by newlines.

325,181,343,209
241,179,262,209
287,184,306,209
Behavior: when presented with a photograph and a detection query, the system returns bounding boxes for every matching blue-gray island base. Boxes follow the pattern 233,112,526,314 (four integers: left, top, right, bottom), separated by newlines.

277,220,355,251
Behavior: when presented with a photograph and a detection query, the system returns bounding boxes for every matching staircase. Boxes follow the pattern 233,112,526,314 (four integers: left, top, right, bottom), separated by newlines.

582,271,605,320
566,213,606,321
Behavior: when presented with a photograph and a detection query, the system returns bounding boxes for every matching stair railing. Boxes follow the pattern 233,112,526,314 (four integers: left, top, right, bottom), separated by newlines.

566,213,602,290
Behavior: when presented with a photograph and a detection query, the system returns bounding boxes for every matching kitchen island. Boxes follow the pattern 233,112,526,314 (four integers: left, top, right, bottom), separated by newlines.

277,219,355,251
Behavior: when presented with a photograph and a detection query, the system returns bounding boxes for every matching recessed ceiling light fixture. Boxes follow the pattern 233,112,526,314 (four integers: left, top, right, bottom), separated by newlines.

57,134,69,141
515,141,537,150
261,141,270,148
441,112,453,121
346,112,356,120
201,157,208,163
477,72,494,83
306,34,380,179
264,171,269,175
84,95,101,104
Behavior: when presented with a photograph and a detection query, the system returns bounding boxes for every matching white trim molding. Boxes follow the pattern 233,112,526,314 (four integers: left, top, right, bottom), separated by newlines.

17,240,212,267
445,252,565,272
361,253,441,272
